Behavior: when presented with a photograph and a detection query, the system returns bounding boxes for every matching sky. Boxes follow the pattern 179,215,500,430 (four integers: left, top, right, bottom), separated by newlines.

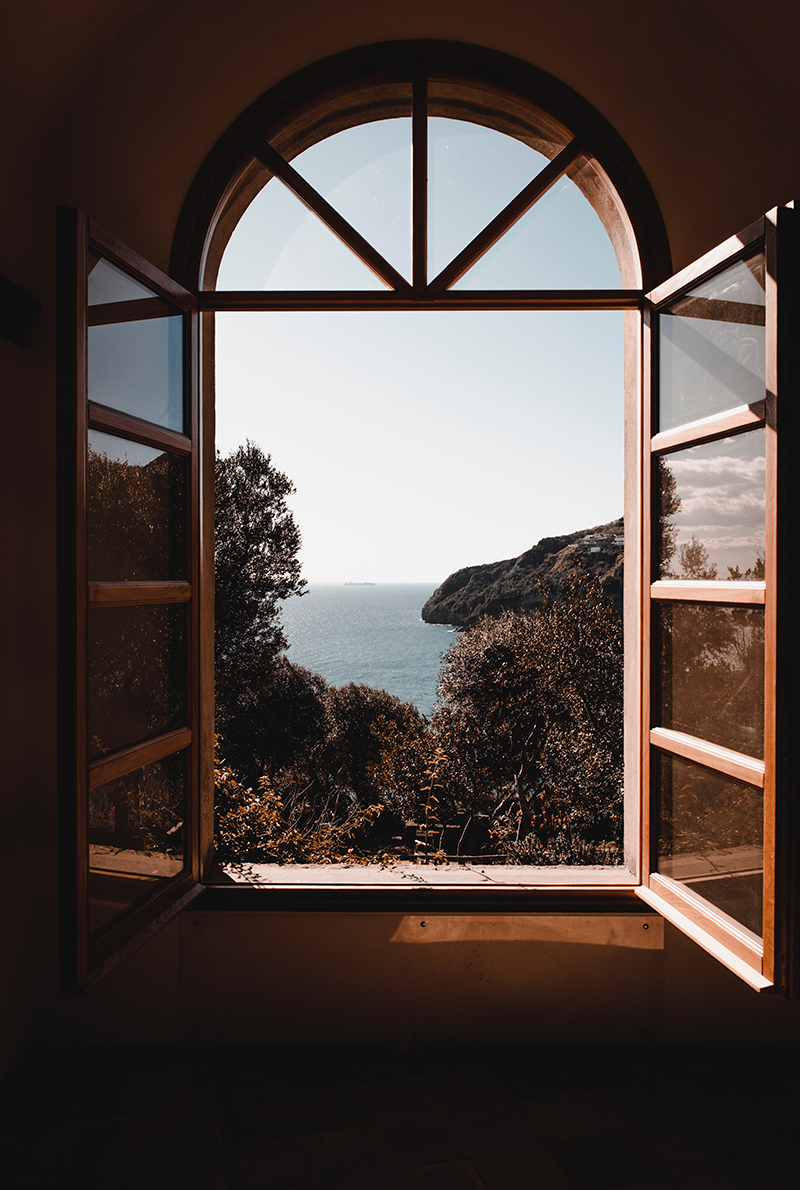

214,117,626,584
664,431,766,577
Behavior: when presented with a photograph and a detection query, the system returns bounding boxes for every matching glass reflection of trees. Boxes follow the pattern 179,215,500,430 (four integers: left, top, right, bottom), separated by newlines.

655,602,764,758
656,752,763,936
87,603,186,761
87,436,186,581
89,753,185,859
655,431,766,581
86,442,188,863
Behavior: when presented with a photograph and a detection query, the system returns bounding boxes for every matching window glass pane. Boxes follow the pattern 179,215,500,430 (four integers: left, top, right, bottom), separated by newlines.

87,431,186,580
655,430,766,580
286,119,412,282
88,254,154,304
88,258,184,431
454,162,622,290
654,603,764,758
88,603,186,759
217,175,386,291
88,751,186,937
655,751,763,937
657,255,765,432
429,118,549,281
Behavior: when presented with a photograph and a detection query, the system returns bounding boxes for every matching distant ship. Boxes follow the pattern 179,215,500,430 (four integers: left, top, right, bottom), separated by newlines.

344,581,376,585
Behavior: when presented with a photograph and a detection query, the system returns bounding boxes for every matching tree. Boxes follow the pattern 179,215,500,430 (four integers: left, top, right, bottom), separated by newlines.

272,682,424,838
727,548,765,581
657,456,682,578
678,535,718,580
435,570,623,858
215,443,307,780
215,441,306,666
216,653,328,788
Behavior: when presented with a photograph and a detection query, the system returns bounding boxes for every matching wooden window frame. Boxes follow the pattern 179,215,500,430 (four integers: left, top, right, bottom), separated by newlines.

58,209,203,989
636,207,800,995
61,43,799,996
181,47,655,909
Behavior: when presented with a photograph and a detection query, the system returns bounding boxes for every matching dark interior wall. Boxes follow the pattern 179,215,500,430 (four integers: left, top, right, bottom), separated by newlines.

41,0,800,277
4,0,800,1072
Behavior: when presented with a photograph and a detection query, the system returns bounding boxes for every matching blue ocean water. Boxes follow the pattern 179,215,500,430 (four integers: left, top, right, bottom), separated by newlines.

279,583,456,716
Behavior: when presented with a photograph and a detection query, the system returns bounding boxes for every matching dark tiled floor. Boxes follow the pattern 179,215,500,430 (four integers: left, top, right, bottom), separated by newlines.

1,1045,797,1189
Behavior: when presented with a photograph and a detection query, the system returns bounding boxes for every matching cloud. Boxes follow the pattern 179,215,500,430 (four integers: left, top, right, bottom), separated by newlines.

667,452,765,533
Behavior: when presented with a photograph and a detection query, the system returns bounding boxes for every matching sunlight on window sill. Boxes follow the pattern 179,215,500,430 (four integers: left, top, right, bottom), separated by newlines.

389,913,662,946
213,860,637,887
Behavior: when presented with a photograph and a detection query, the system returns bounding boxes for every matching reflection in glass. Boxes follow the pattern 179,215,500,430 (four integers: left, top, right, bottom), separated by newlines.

88,255,155,305
88,604,186,759
658,255,765,432
655,430,765,579
217,175,385,291
88,751,186,937
88,258,184,431
655,751,763,936
88,432,186,580
287,119,412,282
455,166,622,290
654,603,764,757
429,118,549,281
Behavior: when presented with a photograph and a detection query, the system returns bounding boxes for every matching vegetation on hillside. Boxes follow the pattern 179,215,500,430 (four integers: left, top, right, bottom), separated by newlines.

85,439,766,872
213,441,626,866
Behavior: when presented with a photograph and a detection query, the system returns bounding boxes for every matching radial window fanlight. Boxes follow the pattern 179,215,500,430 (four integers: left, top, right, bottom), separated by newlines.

208,70,639,296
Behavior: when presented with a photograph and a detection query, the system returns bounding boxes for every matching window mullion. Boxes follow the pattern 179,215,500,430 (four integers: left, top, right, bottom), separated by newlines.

254,142,413,293
427,138,584,293
412,64,427,291
88,401,192,456
88,581,191,607
89,726,193,790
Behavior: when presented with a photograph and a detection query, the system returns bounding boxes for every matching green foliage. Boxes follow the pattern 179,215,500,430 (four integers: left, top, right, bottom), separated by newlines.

727,549,765,581
215,442,306,663
215,442,309,781
212,440,625,868
432,570,624,860
88,756,184,856
678,535,718,580
657,456,681,578
217,652,328,788
214,566,625,867
214,738,385,864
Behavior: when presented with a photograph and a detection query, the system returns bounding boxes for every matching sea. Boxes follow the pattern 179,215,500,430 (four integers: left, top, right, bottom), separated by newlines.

279,583,456,716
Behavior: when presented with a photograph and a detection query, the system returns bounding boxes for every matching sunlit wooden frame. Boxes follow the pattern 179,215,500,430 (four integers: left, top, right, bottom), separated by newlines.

173,46,662,917
638,208,799,995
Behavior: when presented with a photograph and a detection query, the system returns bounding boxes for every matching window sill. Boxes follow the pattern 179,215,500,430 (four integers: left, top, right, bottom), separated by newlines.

211,859,636,888
195,861,642,912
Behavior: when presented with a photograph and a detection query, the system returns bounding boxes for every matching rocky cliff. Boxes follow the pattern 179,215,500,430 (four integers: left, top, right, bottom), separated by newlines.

421,517,624,628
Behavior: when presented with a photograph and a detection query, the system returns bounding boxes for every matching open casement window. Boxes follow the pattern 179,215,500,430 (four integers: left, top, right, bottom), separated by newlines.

58,209,203,988
59,44,797,994
636,207,799,994
191,58,648,897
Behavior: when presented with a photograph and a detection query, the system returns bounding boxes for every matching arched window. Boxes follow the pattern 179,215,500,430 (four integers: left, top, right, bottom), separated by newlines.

61,43,794,996
181,42,660,892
